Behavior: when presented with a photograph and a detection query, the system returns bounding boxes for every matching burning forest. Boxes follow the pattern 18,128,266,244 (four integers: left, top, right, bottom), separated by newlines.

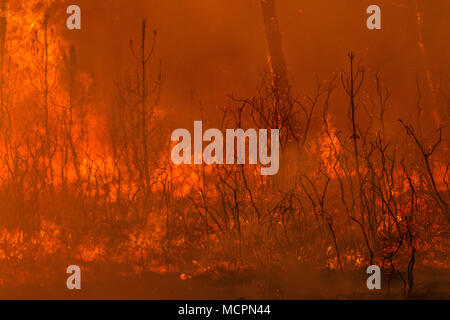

0,0,448,299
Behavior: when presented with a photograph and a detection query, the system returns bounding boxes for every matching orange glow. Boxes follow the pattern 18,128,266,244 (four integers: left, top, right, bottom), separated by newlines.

0,0,448,299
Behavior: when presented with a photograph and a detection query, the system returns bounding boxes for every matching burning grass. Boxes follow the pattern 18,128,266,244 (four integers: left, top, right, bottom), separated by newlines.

0,0,448,299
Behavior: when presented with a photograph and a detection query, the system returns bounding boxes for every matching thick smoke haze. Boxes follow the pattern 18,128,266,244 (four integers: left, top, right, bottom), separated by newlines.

57,0,450,130
0,0,448,299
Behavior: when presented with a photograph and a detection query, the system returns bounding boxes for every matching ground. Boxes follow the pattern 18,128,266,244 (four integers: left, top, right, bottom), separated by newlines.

1,263,449,300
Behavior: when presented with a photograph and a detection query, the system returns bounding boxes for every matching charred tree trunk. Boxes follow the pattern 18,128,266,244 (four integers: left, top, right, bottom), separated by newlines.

259,0,290,96
140,20,150,198
0,0,7,124
64,45,81,184
413,0,436,110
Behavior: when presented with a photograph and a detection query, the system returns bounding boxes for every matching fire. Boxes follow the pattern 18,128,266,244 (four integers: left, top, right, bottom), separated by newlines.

0,0,447,299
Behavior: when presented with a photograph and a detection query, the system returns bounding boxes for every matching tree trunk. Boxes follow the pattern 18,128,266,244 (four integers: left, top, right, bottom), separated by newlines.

0,0,7,121
259,0,290,95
